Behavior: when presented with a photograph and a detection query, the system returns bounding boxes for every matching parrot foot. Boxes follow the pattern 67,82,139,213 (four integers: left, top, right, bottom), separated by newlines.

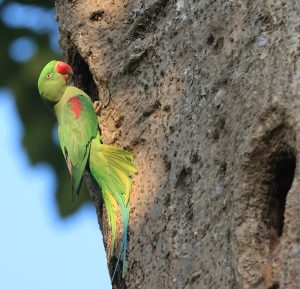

93,101,102,116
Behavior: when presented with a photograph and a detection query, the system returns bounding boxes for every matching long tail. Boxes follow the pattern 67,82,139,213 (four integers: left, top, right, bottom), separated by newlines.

89,135,137,277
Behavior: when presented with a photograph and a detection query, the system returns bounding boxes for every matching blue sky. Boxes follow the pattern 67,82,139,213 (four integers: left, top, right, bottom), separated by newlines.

0,90,111,289
1,2,60,54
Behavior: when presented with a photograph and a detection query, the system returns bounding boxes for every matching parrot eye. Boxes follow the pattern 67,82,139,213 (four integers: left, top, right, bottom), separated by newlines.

46,73,52,80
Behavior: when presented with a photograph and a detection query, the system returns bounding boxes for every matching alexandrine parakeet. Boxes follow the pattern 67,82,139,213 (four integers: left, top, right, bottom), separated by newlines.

38,60,137,277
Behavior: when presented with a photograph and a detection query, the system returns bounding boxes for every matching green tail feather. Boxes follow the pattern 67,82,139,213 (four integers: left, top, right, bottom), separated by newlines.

89,137,137,278
101,190,117,254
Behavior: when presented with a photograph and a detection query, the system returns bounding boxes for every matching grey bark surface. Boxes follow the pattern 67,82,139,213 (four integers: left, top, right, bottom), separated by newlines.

55,0,300,288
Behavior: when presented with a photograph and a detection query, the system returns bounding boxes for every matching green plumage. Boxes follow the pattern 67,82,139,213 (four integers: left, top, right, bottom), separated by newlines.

38,60,137,278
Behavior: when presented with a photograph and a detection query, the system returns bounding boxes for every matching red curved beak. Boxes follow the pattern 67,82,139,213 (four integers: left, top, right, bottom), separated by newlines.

55,61,73,81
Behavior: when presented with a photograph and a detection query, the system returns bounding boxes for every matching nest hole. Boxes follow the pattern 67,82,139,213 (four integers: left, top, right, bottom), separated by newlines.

268,149,296,238
237,109,296,288
68,51,99,101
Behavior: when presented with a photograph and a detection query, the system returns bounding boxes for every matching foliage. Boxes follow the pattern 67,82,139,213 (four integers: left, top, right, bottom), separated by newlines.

0,0,89,217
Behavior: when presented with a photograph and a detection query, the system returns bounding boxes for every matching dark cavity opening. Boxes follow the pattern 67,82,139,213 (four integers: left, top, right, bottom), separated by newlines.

269,149,296,237
68,51,99,102
268,281,280,289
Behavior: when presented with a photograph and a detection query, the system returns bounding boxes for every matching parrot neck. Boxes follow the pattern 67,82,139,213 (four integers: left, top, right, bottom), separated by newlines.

53,88,70,119
40,78,68,104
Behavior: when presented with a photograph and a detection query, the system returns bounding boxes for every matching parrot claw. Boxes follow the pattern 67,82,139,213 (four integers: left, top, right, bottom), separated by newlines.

93,101,102,116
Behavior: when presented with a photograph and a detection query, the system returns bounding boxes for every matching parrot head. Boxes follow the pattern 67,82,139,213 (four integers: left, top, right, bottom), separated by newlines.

38,60,73,103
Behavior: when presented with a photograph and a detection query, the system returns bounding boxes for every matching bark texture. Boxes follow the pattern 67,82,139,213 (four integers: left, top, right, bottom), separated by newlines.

55,1,300,288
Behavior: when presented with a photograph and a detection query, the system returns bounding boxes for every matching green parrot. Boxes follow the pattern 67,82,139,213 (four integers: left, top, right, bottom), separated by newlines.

38,60,137,278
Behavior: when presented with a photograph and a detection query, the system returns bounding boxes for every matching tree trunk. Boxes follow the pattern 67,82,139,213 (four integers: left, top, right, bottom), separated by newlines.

55,1,300,288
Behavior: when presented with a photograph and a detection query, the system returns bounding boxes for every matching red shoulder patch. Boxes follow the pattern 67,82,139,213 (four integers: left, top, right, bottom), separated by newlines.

68,96,82,119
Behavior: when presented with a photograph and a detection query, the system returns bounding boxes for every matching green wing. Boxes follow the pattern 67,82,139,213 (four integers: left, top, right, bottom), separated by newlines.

57,94,98,197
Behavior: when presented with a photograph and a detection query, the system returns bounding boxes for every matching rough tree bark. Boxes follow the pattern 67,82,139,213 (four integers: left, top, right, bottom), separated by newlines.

55,1,300,288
